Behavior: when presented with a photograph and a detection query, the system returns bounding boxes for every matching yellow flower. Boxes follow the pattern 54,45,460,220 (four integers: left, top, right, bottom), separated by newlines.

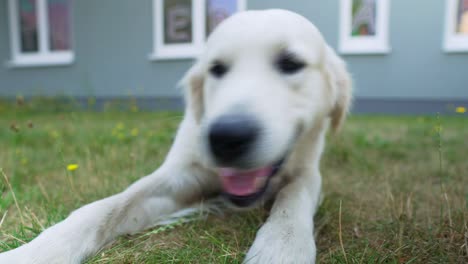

50,130,60,139
67,164,79,171
455,106,466,114
21,158,28,165
130,128,139,137
116,122,125,130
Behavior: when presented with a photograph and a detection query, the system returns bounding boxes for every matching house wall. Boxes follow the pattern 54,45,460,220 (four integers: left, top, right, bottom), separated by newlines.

0,0,467,108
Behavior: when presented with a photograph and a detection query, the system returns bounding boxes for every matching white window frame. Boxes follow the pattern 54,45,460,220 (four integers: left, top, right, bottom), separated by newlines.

444,0,468,52
150,0,246,60
339,0,390,55
7,0,74,67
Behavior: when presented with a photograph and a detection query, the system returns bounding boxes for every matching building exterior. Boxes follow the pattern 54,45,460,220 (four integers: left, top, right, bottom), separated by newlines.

0,0,467,114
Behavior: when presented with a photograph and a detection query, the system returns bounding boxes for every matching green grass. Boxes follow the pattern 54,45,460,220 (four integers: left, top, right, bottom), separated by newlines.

0,101,467,263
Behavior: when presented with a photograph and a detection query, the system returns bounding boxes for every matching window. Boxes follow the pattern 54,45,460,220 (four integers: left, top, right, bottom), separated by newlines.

205,0,243,38
444,0,468,52
339,0,390,54
7,0,73,67
151,0,246,60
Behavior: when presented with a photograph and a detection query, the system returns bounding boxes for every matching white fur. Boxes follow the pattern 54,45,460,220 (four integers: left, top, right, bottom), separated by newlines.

0,9,352,264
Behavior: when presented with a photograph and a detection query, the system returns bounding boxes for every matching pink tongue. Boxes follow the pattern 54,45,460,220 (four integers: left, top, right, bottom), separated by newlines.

219,167,272,196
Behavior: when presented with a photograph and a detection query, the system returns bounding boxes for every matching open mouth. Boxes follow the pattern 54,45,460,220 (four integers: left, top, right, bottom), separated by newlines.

218,158,285,207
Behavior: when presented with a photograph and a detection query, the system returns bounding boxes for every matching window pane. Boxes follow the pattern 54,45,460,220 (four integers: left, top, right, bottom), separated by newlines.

351,0,376,37
206,0,237,37
48,0,71,50
164,0,193,44
18,0,39,52
457,0,468,35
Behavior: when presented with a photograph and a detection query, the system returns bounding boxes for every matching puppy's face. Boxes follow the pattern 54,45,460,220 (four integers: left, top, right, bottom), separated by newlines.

183,10,351,206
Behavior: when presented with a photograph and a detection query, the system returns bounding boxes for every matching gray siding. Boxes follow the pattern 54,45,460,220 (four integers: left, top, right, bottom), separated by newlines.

0,0,467,101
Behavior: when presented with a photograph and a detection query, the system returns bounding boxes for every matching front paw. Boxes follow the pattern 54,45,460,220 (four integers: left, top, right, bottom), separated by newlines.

0,227,83,264
244,222,316,264
0,244,77,264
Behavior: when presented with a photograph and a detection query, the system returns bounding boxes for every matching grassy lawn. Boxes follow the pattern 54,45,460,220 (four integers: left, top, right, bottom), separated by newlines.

0,101,467,263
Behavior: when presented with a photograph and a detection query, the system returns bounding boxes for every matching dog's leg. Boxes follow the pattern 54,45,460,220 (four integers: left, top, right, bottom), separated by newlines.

0,116,218,264
244,170,321,264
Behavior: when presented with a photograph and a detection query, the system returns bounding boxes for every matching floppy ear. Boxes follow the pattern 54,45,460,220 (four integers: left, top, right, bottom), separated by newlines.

323,45,353,133
179,62,205,123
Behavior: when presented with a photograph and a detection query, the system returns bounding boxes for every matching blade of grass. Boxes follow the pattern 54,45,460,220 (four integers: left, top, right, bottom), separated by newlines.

338,200,348,263
0,168,24,225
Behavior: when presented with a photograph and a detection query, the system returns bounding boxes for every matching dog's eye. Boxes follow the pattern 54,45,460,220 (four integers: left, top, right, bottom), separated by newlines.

276,53,305,74
209,61,228,78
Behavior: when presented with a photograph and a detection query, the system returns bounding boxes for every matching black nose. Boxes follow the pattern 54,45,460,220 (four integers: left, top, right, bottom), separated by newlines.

208,115,259,164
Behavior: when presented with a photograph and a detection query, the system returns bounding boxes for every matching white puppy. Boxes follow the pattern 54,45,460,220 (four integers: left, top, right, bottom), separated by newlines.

0,9,352,264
